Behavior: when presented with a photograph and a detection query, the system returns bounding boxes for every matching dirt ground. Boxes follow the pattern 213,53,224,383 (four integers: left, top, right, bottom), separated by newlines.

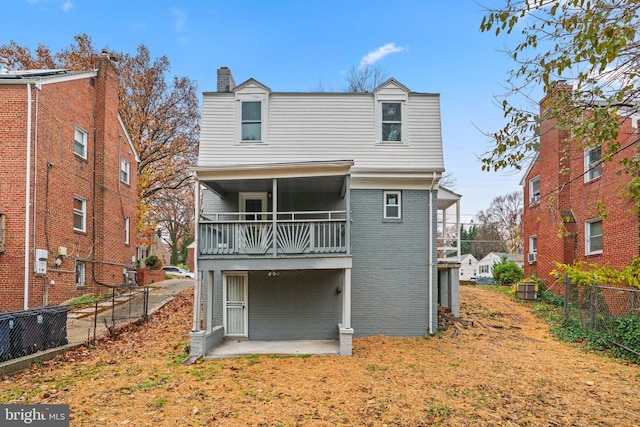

1,285,639,426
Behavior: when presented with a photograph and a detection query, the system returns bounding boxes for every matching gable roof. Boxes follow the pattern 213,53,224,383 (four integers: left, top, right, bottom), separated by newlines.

234,78,271,94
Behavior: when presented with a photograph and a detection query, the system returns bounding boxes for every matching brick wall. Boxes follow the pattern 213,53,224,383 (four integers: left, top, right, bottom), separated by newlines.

0,56,138,310
523,98,640,291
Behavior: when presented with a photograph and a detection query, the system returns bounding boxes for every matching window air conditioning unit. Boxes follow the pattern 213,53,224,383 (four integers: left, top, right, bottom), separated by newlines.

532,193,540,203
528,252,537,263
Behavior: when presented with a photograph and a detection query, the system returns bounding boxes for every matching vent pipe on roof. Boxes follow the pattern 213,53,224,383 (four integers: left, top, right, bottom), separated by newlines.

0,58,9,74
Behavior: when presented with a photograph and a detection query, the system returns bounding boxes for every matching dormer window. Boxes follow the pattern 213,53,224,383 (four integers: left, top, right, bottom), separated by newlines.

382,102,402,142
241,101,262,141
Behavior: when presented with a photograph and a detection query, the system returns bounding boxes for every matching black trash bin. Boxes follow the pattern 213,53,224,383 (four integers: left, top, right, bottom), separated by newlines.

40,306,70,349
9,309,44,357
0,313,13,361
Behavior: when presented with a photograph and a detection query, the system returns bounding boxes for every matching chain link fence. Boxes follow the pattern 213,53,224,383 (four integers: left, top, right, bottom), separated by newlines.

563,280,640,358
1,285,151,365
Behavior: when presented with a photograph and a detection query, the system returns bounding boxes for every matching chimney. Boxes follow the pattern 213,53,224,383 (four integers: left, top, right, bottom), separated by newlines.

0,58,9,74
217,66,235,92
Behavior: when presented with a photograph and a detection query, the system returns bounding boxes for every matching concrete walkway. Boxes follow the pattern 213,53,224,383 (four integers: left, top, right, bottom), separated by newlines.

0,279,194,376
206,339,340,359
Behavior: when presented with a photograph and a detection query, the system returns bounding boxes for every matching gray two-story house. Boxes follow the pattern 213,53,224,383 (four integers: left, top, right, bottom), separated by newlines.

189,67,458,357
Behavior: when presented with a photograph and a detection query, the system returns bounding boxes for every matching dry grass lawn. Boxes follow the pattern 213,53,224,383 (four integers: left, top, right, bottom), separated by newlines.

1,285,639,426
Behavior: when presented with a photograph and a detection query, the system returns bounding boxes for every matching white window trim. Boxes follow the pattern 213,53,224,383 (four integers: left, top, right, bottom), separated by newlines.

585,219,603,255
375,100,407,144
584,146,602,182
529,175,541,205
73,196,87,233
121,158,130,185
74,126,88,159
235,92,269,144
383,190,402,220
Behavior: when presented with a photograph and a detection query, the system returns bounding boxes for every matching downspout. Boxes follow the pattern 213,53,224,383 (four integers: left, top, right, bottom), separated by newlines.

192,177,201,332
428,172,436,333
23,83,33,310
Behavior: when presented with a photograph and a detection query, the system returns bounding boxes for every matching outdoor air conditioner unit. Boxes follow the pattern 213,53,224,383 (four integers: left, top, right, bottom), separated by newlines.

528,252,537,263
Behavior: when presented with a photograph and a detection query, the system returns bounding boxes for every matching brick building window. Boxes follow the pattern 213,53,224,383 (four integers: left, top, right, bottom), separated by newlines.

73,196,86,232
74,126,88,159
529,176,540,205
585,219,603,255
125,216,130,245
584,146,602,182
121,158,130,185
528,236,537,263
75,261,85,287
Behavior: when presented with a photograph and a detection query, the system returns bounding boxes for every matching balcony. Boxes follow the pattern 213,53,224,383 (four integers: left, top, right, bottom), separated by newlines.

199,211,348,257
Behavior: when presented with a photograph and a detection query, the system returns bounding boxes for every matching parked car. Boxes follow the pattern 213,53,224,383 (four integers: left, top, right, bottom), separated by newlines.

162,266,195,279
475,276,496,285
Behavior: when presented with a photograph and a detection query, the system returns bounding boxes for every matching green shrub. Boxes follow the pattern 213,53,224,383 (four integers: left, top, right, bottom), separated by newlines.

145,255,162,270
492,256,524,285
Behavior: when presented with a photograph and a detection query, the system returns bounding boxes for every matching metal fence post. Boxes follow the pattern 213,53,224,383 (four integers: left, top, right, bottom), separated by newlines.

563,274,570,320
93,301,98,343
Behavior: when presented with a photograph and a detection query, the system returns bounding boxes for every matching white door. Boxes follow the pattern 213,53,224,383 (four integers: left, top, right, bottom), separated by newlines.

223,272,248,337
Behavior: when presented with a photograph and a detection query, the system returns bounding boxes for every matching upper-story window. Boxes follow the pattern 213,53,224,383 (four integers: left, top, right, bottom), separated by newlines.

529,175,540,205
584,146,602,182
382,102,402,142
74,126,88,159
241,101,262,141
73,196,86,232
383,190,402,220
121,158,130,185
585,219,603,255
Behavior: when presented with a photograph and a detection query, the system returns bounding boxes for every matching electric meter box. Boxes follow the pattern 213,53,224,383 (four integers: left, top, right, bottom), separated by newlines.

34,249,48,275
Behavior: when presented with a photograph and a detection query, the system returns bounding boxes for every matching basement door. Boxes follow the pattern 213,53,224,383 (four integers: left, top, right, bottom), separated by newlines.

223,272,248,337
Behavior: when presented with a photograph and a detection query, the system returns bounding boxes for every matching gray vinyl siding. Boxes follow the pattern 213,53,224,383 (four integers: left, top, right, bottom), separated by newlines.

350,189,437,336
247,270,343,340
198,92,444,171
200,185,345,214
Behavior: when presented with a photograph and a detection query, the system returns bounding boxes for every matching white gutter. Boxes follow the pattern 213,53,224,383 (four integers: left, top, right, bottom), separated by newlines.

428,172,436,333
23,83,32,310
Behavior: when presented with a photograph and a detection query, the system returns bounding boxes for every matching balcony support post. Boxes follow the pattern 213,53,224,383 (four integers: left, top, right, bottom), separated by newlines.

345,175,351,255
272,178,278,257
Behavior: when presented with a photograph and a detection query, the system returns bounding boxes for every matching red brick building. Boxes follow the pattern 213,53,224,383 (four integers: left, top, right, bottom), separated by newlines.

522,92,640,289
0,54,139,311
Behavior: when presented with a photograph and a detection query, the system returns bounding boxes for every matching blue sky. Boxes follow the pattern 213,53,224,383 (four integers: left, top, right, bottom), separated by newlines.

3,0,532,222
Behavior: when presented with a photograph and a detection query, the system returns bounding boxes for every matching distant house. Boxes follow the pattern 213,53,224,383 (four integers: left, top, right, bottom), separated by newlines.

189,67,459,357
521,87,640,288
137,231,171,268
457,253,478,281
0,54,139,310
477,252,524,281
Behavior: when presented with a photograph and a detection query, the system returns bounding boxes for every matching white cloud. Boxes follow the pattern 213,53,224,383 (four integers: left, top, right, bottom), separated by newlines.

171,8,187,31
61,0,72,11
359,43,406,69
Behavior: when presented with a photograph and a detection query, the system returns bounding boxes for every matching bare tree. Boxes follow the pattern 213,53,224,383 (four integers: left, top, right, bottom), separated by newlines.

475,191,524,255
344,65,389,92
151,186,195,266
439,171,457,190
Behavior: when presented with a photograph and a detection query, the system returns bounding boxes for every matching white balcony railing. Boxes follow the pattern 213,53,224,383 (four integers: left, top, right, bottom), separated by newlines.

199,211,348,257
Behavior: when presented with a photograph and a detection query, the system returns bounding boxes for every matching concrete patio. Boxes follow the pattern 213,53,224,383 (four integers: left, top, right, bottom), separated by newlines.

205,339,340,359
